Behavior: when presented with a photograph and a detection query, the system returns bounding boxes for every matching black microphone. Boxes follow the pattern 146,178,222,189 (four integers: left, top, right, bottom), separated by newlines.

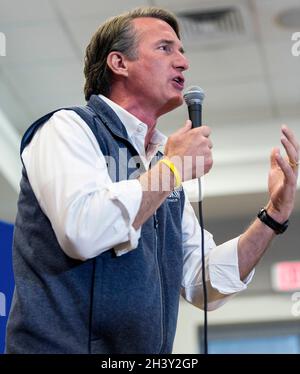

183,86,205,128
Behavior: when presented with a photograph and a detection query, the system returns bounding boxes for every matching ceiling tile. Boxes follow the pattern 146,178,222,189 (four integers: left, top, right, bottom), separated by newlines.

0,21,78,66
200,79,273,125
53,0,148,20
271,77,300,119
61,17,112,53
155,0,243,13
158,80,274,138
263,41,300,76
255,0,300,43
184,41,264,86
0,68,32,132
5,61,85,127
0,0,55,25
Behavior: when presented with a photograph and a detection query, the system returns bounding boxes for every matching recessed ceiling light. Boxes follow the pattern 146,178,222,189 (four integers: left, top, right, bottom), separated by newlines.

276,8,300,29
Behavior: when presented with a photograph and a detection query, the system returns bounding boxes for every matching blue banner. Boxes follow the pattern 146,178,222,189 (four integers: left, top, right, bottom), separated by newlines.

0,221,14,354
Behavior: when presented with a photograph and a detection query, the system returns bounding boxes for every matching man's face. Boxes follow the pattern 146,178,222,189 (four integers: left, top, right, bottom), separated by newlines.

126,17,189,117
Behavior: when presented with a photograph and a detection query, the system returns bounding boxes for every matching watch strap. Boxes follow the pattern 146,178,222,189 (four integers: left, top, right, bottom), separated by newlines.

257,208,289,234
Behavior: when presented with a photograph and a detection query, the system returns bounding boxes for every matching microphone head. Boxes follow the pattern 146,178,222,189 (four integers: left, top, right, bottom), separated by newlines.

183,86,205,106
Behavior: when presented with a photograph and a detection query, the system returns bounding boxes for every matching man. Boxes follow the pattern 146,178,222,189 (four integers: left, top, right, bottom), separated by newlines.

6,7,299,354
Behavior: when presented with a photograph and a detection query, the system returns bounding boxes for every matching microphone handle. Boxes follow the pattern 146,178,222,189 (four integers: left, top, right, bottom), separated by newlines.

188,103,202,128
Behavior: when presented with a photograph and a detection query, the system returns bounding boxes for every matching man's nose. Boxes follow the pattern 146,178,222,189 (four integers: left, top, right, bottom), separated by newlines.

174,52,189,71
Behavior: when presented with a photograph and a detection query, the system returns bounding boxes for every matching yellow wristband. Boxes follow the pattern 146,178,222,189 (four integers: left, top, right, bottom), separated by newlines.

159,158,182,188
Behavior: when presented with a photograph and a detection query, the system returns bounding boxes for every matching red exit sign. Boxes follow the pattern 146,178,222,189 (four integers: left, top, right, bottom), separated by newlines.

271,262,300,291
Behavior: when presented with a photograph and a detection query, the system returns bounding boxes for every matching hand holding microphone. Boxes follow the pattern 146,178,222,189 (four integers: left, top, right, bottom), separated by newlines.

164,86,213,181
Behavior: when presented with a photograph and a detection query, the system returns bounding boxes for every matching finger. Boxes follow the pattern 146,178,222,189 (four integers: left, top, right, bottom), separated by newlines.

176,120,192,134
281,125,300,157
275,151,294,179
191,125,211,137
202,125,211,137
281,136,298,165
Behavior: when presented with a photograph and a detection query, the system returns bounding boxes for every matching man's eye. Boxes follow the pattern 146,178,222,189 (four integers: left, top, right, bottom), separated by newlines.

159,45,169,51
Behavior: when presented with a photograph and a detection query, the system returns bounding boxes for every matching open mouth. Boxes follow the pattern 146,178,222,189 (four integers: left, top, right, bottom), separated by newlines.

172,76,185,89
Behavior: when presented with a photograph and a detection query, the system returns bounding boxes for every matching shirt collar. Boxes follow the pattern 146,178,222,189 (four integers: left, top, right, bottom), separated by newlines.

99,95,167,160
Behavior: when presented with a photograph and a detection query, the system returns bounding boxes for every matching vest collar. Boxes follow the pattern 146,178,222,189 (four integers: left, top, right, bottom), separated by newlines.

87,95,130,142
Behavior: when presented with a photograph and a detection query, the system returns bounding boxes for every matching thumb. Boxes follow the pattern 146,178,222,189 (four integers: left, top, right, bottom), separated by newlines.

176,120,192,135
270,147,280,169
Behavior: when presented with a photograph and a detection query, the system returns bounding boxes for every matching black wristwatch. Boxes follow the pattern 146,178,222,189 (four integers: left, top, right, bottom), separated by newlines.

257,208,289,234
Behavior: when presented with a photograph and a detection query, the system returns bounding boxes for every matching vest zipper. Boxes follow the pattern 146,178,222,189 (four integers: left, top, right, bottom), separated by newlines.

154,212,165,353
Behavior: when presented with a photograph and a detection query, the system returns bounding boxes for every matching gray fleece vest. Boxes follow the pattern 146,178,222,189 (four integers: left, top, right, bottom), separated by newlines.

5,95,185,354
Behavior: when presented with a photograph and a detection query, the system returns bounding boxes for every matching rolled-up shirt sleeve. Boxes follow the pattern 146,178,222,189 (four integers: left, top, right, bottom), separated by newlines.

181,191,255,310
22,109,142,261
209,237,255,294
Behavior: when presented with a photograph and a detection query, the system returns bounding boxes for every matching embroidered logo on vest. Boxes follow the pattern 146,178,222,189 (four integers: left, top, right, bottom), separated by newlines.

167,187,182,202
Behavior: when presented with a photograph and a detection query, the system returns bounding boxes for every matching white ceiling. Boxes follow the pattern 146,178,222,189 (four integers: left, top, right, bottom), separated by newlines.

0,0,300,222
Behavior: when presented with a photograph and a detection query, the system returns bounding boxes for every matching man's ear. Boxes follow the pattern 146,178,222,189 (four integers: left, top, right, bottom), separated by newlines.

106,51,129,78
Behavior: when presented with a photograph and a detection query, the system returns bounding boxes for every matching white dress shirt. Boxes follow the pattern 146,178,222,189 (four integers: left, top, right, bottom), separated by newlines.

21,95,254,310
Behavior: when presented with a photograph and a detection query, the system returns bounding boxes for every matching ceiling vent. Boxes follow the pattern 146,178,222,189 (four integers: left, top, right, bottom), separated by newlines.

177,5,253,48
